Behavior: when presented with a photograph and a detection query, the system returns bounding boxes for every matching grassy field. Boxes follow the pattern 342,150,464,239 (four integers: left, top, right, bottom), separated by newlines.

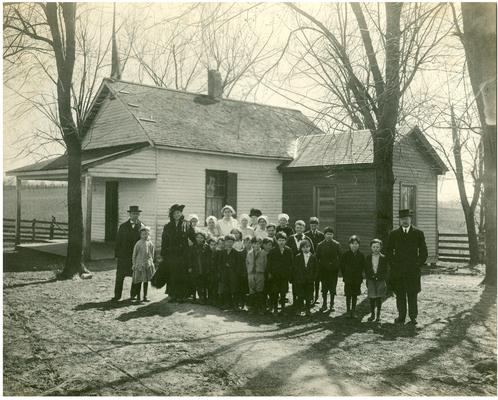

3,186,68,222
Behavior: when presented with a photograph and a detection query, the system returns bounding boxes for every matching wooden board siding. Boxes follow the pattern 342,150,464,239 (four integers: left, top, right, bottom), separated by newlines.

155,148,283,233
82,96,146,150
89,177,157,245
87,147,157,178
282,168,377,254
393,135,439,262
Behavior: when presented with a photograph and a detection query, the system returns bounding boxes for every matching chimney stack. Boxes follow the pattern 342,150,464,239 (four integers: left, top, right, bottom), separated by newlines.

207,70,223,99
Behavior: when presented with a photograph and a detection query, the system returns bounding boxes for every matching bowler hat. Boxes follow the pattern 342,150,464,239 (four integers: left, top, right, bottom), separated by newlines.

399,209,413,218
169,204,185,214
127,205,142,213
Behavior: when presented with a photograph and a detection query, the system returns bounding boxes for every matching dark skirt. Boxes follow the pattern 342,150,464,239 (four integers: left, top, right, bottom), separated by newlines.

344,281,362,297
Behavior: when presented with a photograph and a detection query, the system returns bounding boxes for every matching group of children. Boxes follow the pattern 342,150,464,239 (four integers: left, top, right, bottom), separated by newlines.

130,206,390,322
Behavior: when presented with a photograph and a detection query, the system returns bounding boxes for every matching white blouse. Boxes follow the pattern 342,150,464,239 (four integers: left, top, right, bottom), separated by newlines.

216,217,239,236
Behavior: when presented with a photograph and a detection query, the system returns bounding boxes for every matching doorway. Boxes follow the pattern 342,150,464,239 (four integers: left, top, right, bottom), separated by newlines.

105,181,119,242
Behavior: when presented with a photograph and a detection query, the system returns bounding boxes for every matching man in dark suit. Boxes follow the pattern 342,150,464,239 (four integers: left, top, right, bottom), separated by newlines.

112,205,144,301
305,217,325,304
385,209,428,325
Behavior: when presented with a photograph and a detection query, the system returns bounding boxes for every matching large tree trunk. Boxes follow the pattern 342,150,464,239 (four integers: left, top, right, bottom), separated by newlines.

461,3,497,286
374,3,402,242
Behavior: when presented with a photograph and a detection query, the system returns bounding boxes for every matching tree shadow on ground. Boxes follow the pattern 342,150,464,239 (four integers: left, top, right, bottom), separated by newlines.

74,299,136,312
3,249,64,272
4,278,58,289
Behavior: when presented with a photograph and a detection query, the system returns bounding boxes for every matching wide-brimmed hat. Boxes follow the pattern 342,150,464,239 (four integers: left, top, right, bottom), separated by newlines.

127,205,142,213
169,204,185,214
399,209,413,218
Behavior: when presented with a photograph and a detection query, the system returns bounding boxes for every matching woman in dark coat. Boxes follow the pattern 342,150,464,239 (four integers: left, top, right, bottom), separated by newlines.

340,235,365,318
152,203,196,302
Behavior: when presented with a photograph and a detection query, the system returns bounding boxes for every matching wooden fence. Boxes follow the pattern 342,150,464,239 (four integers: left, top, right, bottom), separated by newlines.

4,217,68,244
438,232,485,263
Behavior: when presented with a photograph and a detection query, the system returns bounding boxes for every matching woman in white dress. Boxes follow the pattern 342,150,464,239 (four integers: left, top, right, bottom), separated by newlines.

216,205,239,236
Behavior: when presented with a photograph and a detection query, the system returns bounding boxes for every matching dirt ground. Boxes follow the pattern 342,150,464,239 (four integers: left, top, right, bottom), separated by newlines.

3,255,497,396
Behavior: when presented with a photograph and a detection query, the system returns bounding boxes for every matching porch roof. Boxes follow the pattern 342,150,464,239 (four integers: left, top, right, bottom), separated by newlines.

6,143,149,179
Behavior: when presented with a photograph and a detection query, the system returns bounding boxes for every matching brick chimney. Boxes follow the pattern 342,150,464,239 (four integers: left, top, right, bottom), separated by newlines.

207,69,223,99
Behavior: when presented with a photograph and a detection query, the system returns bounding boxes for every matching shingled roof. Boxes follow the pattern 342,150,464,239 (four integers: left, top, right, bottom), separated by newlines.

86,79,322,159
284,127,448,174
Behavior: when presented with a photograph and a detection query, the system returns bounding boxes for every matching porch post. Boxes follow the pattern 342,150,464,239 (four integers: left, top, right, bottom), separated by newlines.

15,177,22,246
83,174,93,261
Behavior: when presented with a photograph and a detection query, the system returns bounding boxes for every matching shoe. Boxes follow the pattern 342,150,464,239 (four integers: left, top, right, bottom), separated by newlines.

367,314,375,322
110,297,120,302
375,317,381,323
319,306,328,313
330,305,335,312
143,297,150,303
394,317,405,324
408,319,417,325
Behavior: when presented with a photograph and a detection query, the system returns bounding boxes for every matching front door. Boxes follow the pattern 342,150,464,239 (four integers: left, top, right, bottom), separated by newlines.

105,181,119,242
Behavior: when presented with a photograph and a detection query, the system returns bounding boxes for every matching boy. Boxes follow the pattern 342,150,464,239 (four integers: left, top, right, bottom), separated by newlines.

267,232,293,315
188,231,211,304
246,238,267,313
292,239,318,316
206,237,219,304
315,227,341,312
266,223,277,246
219,234,244,310
305,217,325,303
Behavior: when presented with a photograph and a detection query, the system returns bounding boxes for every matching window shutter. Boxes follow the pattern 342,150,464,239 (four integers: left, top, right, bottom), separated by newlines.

226,172,238,214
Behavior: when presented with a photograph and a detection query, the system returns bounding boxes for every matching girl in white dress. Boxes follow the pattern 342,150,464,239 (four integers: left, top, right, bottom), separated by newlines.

132,226,156,302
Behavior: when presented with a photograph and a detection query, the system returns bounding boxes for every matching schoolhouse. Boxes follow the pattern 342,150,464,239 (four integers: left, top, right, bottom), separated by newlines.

8,71,447,262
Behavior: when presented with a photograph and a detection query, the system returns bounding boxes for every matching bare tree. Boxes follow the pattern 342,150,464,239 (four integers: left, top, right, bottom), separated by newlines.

268,2,452,242
4,3,130,278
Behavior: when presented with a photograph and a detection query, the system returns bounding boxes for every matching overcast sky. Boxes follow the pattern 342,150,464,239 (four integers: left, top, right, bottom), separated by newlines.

3,2,483,203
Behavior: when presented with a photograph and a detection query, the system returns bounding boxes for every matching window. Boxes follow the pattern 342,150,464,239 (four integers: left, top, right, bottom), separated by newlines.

400,184,416,224
314,186,336,230
205,170,227,222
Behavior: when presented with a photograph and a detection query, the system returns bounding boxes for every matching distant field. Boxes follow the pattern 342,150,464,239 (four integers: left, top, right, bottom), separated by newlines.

3,186,68,222
2,186,468,233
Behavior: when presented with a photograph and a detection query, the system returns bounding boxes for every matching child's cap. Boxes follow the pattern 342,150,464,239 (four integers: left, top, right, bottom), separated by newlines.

278,213,289,221
140,226,151,232
239,213,250,222
206,215,217,224
349,235,360,244
221,205,236,214
188,214,199,222
323,226,335,234
257,215,268,224
295,220,305,227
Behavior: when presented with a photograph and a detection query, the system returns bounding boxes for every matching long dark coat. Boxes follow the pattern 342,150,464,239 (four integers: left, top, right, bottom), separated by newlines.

154,217,196,295
315,239,341,281
385,226,428,294
267,246,294,293
292,253,318,285
340,250,365,285
304,230,325,252
364,254,389,281
219,249,245,295
115,219,143,276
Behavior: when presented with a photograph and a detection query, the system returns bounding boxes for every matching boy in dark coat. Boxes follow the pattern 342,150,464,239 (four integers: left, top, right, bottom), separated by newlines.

305,216,325,304
385,209,428,325
315,226,341,313
188,231,211,304
340,235,365,318
219,234,245,310
112,205,144,301
267,232,294,315
206,237,219,304
292,239,318,316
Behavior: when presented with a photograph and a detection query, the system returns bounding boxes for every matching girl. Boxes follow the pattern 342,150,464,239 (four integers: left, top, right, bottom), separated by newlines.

189,214,200,231
365,239,389,322
340,235,365,318
231,228,245,252
132,226,156,303
254,215,269,240
239,214,255,239
206,216,219,238
216,205,239,236
276,213,294,238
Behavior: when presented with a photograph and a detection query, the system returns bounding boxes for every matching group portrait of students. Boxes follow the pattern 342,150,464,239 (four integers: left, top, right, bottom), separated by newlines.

112,203,428,326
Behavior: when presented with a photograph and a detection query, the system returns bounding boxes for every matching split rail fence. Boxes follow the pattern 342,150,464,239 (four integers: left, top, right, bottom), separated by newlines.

3,217,68,244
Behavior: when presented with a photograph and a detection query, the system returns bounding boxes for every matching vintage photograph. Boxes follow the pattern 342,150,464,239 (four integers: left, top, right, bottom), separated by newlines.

3,2,497,396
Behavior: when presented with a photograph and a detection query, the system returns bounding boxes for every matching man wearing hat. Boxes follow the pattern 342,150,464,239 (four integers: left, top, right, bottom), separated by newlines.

385,209,428,325
112,205,144,301
305,217,325,304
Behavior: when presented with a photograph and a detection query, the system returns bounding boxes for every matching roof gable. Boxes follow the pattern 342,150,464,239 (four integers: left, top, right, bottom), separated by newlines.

284,127,448,174
82,79,321,159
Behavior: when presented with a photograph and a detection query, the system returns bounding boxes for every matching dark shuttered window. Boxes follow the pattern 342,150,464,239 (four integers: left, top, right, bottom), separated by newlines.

205,170,237,222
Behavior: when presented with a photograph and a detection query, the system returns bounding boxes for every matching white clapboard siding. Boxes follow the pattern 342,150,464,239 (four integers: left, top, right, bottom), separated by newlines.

155,148,283,235
82,96,147,150
393,135,438,261
87,147,157,177
89,177,157,245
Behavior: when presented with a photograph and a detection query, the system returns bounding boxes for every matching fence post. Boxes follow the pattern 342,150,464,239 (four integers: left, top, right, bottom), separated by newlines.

50,216,55,240
32,219,36,242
